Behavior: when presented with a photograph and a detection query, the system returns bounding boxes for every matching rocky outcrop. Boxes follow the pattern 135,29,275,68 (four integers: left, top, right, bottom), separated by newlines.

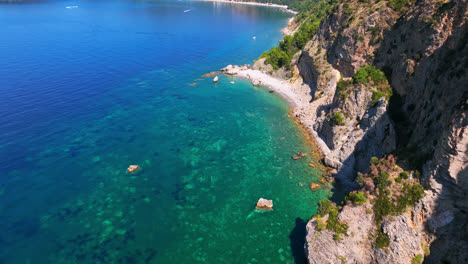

256,198,273,210
306,204,375,264
221,64,250,75
127,165,140,173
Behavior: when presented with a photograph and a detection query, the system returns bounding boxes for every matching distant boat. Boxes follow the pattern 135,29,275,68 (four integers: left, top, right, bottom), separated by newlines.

252,36,256,40
183,9,191,13
66,6,78,9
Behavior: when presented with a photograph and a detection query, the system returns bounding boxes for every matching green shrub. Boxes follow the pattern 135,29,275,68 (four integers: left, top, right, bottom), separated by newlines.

353,67,369,84
332,112,345,126
261,0,333,69
261,47,292,70
337,79,352,99
369,26,379,37
371,85,393,106
404,183,425,205
377,172,391,190
339,256,346,264
376,229,390,248
411,254,423,264
370,157,379,165
316,216,326,230
317,199,334,217
374,192,393,221
414,170,421,179
342,3,353,17
327,209,349,238
423,244,430,256
356,172,365,187
345,191,367,205
388,0,410,12
353,66,388,85
395,176,402,183
316,199,348,239
399,171,409,179
333,233,343,241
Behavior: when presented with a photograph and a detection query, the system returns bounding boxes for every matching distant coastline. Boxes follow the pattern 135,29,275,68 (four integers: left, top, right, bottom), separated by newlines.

203,0,298,14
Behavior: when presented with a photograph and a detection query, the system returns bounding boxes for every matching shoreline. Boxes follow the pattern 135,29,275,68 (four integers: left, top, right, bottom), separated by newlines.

221,65,335,176
201,0,298,14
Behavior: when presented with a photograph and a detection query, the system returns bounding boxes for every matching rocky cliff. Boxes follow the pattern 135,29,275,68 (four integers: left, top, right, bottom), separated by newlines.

268,0,467,263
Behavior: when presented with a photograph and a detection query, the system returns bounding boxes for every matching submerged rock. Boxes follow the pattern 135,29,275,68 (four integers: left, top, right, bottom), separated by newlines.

318,177,327,184
292,151,307,160
202,71,219,77
256,198,273,210
309,183,320,190
127,165,140,173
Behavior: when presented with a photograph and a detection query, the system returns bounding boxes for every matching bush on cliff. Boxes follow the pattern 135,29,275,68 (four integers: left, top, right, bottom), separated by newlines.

411,254,423,264
345,191,367,205
376,229,390,248
353,66,388,85
317,198,334,217
332,112,345,126
260,47,291,70
387,0,411,12
260,0,336,69
315,199,349,240
353,66,393,106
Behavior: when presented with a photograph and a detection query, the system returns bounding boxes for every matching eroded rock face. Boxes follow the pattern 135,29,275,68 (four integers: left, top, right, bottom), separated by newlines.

422,111,468,263
298,0,467,263
305,204,375,264
297,37,396,187
374,213,426,263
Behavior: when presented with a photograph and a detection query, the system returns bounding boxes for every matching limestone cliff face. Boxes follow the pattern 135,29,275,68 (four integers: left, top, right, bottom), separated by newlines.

291,0,467,263
295,1,398,186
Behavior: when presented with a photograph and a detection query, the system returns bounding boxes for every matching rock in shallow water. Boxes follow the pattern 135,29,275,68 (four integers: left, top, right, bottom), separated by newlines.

309,183,320,190
256,198,273,210
318,177,327,184
127,165,140,173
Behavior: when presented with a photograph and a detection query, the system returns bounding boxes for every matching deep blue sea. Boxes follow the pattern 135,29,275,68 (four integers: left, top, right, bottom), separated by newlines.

0,0,330,263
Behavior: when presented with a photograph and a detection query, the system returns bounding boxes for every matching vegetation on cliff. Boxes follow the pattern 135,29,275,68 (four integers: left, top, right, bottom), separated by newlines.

259,0,337,69
357,155,425,248
315,198,349,241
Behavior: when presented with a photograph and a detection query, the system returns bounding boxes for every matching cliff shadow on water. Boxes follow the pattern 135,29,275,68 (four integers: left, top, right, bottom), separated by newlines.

289,218,308,264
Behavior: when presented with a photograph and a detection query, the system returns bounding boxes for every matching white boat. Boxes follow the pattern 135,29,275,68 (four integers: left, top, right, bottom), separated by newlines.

66,6,78,9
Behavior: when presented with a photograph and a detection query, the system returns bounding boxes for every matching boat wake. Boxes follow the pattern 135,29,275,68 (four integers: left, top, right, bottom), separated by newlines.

183,9,191,13
66,6,78,9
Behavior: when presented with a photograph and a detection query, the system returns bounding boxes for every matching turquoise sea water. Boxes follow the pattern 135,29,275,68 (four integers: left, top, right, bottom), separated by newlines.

0,0,330,263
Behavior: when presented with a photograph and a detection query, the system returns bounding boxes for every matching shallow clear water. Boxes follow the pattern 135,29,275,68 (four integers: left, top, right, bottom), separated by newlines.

0,0,330,263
